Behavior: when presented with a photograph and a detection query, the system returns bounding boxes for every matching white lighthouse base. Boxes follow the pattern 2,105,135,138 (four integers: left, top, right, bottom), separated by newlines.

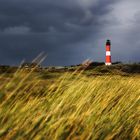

105,63,112,66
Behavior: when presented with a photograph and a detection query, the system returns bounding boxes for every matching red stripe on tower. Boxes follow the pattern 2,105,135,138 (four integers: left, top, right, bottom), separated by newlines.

105,40,112,65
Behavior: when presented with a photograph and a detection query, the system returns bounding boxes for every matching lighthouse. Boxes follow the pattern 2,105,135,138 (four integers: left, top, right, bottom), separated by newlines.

105,40,112,65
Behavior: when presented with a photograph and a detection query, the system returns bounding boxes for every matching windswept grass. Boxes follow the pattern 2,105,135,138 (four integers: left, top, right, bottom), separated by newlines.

0,68,140,140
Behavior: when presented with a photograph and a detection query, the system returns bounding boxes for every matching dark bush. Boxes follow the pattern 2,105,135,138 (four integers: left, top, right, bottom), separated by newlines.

121,64,140,73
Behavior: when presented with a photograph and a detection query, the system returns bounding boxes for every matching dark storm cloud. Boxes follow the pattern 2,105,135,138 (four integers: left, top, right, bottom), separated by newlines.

0,0,139,65
0,0,114,32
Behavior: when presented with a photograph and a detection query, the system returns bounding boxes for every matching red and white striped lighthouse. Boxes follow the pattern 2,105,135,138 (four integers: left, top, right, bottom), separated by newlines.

105,40,112,65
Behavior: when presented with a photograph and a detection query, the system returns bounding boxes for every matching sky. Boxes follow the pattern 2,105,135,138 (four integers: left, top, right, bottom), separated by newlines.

0,0,140,66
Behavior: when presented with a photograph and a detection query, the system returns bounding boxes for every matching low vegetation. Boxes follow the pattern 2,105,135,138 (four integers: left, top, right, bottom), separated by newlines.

0,65,140,140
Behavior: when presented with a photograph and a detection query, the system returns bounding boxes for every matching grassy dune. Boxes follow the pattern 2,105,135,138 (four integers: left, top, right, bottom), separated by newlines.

0,68,140,140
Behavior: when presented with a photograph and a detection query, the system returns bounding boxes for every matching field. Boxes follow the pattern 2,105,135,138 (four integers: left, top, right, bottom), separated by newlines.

0,66,140,140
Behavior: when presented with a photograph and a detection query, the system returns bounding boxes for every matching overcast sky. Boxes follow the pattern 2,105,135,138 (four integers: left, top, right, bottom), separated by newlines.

0,0,140,66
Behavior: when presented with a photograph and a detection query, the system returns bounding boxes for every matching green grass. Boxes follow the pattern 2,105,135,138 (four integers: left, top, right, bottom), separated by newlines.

0,68,140,140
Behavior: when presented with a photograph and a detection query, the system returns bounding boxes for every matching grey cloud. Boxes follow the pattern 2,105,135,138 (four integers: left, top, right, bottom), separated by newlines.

2,26,31,34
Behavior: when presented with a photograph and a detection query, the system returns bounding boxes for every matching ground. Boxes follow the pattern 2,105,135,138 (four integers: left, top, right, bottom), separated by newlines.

0,65,140,140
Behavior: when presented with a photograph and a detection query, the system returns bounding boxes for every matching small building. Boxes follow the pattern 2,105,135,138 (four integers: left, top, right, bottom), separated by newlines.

20,62,42,71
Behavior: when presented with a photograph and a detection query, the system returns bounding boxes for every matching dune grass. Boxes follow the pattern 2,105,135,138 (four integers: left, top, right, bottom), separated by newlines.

0,68,140,140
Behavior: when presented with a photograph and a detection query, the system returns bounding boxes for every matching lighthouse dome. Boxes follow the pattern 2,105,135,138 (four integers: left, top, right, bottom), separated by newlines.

106,39,111,45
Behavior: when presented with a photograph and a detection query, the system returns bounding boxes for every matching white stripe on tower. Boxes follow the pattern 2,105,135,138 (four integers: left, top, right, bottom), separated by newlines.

105,63,112,66
106,51,111,56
